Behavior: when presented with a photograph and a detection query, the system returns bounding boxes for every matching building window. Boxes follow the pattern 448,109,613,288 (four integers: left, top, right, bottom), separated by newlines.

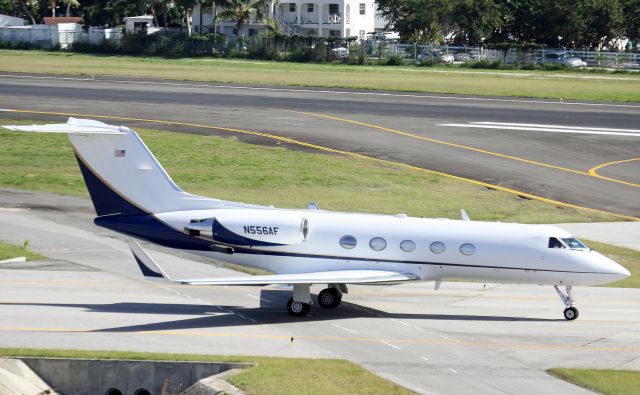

329,4,339,14
307,4,314,12
400,240,416,252
329,30,340,36
430,241,446,254
289,3,296,12
369,237,387,251
359,3,365,14
339,235,357,249
460,243,476,256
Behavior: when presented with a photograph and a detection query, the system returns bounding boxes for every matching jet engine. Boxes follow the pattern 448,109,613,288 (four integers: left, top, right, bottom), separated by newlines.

185,210,309,247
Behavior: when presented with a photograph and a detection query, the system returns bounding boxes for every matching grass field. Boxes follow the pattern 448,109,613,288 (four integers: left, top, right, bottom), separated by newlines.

0,348,414,394
1,50,640,102
0,240,45,261
0,118,617,223
549,368,640,395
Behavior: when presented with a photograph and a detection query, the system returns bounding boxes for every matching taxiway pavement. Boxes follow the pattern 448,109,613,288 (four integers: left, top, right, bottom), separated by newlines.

1,189,639,395
0,73,639,218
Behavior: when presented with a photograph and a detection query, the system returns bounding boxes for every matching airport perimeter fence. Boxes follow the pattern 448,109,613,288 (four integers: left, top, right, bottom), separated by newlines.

365,42,640,69
2,28,639,69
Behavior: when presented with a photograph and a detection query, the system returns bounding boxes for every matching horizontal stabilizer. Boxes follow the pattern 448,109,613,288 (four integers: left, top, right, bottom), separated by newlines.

129,240,418,286
3,118,126,135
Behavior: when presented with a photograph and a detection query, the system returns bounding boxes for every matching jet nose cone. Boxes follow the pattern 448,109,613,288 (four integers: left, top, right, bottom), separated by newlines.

614,264,631,280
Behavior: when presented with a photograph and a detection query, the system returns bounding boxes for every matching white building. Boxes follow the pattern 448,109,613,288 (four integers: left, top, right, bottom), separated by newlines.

192,0,384,39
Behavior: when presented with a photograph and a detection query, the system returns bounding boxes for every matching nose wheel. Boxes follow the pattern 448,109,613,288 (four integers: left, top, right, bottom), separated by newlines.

555,285,579,321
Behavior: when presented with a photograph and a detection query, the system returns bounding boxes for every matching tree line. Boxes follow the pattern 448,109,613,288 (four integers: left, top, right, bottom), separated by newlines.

377,0,640,49
2,0,639,49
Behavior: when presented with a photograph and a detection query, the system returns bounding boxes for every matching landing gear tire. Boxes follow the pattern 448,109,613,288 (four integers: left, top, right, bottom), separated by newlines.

318,288,342,308
287,298,311,317
563,307,579,321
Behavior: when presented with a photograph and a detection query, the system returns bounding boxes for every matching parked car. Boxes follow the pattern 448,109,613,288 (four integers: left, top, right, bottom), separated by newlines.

330,46,349,59
418,50,454,64
541,51,587,68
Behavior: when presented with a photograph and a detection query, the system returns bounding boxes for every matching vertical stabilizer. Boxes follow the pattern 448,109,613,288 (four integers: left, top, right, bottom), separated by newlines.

3,118,222,215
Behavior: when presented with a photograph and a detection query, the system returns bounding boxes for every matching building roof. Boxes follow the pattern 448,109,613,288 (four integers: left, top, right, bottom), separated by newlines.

43,17,84,25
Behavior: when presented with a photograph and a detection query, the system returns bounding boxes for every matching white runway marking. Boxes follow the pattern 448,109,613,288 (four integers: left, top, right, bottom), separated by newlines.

449,368,459,374
420,356,430,361
247,293,271,303
2,74,640,109
440,121,640,137
331,324,358,334
381,340,402,350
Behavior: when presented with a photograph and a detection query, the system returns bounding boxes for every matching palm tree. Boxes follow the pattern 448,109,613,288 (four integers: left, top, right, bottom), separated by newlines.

214,0,273,37
63,0,79,16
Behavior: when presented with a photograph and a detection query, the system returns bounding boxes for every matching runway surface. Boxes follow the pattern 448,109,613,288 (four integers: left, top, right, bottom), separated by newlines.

1,189,640,395
0,73,639,218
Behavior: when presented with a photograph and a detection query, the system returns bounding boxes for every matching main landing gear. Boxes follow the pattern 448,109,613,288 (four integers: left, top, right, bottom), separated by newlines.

286,284,345,316
555,285,579,321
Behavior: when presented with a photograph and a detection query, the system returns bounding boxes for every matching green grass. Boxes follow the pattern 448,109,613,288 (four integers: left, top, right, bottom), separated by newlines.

586,239,640,288
1,50,639,102
0,348,415,394
0,118,618,223
549,368,640,395
0,240,45,261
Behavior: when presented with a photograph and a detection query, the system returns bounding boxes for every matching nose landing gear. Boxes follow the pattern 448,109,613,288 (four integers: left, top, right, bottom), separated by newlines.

555,285,579,320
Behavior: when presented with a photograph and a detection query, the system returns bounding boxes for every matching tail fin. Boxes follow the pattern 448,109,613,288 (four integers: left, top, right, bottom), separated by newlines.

4,118,221,215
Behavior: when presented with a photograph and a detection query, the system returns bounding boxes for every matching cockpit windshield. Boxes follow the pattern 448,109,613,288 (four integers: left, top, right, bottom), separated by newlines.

548,237,565,249
562,237,587,249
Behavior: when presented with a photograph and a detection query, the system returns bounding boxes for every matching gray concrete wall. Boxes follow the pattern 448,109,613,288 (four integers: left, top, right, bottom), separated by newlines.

21,358,251,395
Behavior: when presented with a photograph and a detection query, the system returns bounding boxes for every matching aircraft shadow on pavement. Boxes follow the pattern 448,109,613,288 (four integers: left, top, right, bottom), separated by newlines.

0,289,558,333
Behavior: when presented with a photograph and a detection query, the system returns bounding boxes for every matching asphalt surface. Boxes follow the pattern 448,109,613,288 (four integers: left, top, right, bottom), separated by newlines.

0,73,638,218
1,189,639,395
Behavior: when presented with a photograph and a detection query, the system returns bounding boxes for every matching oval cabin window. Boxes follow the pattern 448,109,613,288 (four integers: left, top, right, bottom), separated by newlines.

400,240,416,252
339,235,357,249
430,241,446,254
460,243,476,256
369,237,387,251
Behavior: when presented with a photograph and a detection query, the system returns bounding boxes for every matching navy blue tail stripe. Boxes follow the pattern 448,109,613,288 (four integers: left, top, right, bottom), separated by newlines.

74,152,146,217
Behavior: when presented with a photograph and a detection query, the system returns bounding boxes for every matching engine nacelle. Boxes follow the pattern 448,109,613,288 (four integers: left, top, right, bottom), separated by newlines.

185,210,309,247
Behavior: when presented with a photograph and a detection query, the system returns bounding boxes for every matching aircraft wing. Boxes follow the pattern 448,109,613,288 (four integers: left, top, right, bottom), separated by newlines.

129,240,419,285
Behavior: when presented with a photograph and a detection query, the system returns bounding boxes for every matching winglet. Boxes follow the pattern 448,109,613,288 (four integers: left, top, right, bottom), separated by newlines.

460,209,471,221
128,240,173,283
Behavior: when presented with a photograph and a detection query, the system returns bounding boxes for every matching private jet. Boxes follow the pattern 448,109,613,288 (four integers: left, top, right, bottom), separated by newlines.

4,118,630,320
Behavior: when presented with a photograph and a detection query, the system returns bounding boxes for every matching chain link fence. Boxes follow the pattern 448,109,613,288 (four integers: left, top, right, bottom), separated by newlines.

1,27,639,69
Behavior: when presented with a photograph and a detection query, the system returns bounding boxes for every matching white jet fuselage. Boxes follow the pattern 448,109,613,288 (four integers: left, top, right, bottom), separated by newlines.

157,208,627,287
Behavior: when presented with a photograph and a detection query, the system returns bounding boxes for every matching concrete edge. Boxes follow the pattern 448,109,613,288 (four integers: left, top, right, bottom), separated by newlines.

182,367,253,395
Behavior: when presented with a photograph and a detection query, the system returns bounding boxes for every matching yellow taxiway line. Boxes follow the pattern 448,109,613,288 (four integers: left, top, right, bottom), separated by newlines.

3,108,639,221
290,110,640,189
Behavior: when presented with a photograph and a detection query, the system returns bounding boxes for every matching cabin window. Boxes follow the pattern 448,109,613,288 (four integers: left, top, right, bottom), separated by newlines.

400,240,416,252
562,237,587,249
339,235,357,249
460,243,475,256
548,237,565,249
369,237,387,251
430,241,446,254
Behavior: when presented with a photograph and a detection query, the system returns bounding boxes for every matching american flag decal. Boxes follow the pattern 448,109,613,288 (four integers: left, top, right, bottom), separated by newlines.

114,149,126,157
